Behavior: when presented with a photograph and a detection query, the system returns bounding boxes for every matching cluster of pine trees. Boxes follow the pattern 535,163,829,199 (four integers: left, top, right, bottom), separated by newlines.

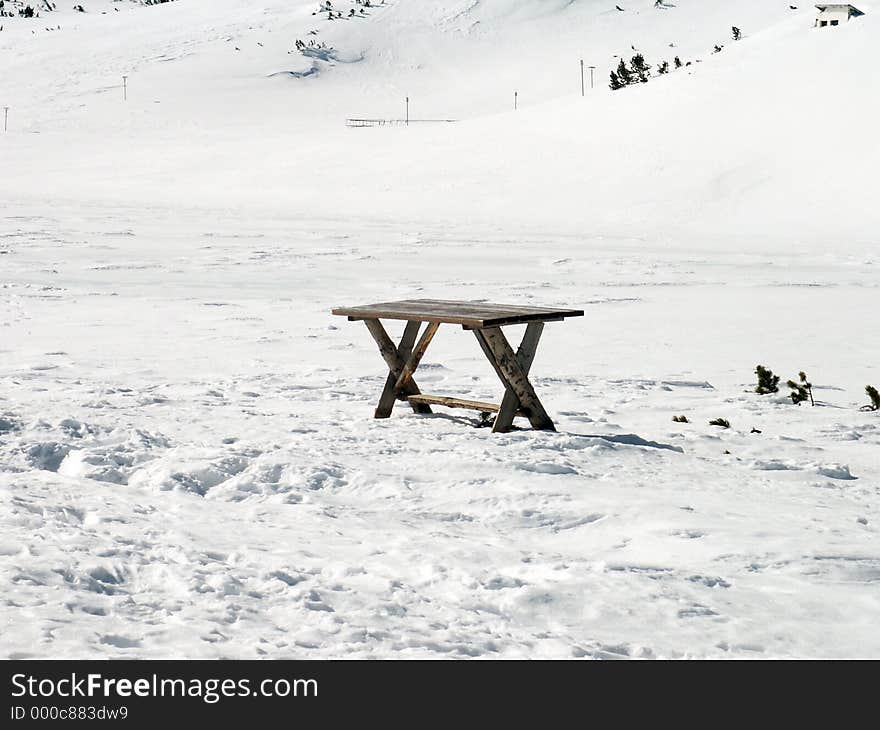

0,1,36,18
755,364,880,411
672,367,879,431
611,26,744,91
610,53,682,90
313,1,380,21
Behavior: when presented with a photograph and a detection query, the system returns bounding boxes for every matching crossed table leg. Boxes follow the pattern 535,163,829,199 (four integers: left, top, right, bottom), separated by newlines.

362,318,556,433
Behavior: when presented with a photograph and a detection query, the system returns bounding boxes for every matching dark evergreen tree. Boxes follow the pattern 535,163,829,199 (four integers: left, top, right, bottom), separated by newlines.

609,70,624,90
657,61,669,74
755,365,780,394
674,55,682,68
616,58,633,86
630,53,650,82
787,372,814,406
863,385,880,412
732,26,742,41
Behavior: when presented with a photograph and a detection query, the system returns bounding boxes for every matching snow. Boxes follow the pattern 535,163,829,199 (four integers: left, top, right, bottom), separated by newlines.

1,1,879,659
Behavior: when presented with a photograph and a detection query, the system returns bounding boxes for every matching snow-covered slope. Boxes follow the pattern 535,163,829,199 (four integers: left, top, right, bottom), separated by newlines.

2,2,879,659
2,0,878,239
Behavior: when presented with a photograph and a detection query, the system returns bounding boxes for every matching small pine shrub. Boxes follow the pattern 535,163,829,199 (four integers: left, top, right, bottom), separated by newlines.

616,58,633,86
709,418,730,428
755,365,780,394
631,53,651,82
787,371,814,406
863,385,880,412
672,415,689,423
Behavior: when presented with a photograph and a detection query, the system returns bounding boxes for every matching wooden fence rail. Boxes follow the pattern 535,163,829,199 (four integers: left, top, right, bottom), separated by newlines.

346,118,458,128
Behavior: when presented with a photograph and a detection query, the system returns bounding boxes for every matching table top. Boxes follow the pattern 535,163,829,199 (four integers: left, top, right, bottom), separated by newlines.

332,299,584,328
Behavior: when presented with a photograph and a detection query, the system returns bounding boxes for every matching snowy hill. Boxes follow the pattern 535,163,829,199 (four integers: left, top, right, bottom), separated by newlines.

2,2,880,660
1,0,877,239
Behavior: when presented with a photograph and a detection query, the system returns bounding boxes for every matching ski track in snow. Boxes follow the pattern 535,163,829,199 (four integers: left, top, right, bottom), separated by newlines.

1,206,879,659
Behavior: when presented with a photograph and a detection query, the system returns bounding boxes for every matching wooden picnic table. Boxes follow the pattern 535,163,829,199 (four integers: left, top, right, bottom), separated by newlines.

331,299,584,433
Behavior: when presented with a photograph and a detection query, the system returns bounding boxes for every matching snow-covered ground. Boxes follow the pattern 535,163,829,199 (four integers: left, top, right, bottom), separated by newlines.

1,1,879,658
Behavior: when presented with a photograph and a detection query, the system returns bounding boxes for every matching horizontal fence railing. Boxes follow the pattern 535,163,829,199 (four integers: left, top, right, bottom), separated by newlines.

346,118,458,128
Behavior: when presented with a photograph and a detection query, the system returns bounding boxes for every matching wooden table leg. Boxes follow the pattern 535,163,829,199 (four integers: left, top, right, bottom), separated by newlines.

395,321,440,393
474,324,556,432
494,322,544,432
363,318,433,418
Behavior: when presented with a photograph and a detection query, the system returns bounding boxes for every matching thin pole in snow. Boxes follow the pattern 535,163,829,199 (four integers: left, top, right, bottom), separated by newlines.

3,107,7,132
514,91,518,110
580,59,585,97
589,65,596,89
123,75,128,101
405,96,409,126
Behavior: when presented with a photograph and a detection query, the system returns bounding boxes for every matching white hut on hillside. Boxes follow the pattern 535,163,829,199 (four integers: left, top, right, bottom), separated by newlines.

815,4,865,27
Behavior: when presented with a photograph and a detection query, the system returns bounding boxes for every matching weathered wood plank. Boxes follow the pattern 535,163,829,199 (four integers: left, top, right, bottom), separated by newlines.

493,321,544,432
333,299,584,328
394,322,440,394
461,317,564,330
407,395,505,413
363,318,406,372
364,319,431,418
474,327,556,432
